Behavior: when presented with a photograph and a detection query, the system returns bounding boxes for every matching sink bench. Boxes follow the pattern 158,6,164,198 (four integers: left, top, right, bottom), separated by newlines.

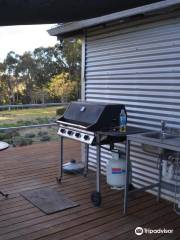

123,131,180,215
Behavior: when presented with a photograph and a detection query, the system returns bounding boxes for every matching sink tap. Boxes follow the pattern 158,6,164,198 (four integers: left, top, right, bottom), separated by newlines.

161,120,166,135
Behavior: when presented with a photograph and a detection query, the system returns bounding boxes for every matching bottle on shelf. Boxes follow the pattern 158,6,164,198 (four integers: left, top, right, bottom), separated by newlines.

119,108,127,132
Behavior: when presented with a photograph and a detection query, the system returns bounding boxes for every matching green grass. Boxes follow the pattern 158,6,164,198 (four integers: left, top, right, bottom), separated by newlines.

0,106,65,146
0,106,64,127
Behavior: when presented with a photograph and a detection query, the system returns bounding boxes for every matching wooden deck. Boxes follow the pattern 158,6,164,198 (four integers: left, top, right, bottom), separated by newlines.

0,140,179,240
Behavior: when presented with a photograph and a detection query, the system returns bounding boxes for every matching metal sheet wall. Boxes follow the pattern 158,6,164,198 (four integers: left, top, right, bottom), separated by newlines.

85,11,180,202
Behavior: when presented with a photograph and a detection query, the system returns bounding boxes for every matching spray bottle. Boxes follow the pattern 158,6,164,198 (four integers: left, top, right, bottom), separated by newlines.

119,108,127,132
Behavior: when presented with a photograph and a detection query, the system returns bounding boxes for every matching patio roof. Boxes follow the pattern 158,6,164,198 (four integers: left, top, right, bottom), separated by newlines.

48,0,180,38
0,0,162,26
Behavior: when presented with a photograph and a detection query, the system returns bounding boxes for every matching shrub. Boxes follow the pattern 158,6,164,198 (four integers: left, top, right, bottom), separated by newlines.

24,120,34,126
35,117,50,124
3,139,13,145
24,133,36,138
0,133,7,140
56,107,66,116
13,137,33,147
11,130,20,138
17,120,33,126
17,120,25,125
38,131,48,136
40,135,50,141
0,130,20,140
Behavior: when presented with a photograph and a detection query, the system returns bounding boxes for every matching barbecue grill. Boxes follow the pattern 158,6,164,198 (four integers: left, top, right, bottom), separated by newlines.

57,101,126,145
56,101,146,206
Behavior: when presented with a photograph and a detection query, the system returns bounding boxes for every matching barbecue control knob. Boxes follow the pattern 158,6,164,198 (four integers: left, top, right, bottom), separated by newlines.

75,133,81,138
67,130,73,136
84,135,90,141
60,128,66,134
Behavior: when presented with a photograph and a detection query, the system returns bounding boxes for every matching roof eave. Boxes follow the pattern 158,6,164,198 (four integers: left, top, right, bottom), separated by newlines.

48,0,180,37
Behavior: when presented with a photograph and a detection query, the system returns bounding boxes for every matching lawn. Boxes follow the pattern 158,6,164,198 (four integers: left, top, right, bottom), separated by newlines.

0,106,66,146
0,106,65,127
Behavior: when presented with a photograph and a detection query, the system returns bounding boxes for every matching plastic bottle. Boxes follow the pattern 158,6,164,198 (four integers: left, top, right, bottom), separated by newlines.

119,108,127,132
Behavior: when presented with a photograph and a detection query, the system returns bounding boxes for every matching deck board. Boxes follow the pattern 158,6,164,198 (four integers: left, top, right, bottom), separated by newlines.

0,140,179,240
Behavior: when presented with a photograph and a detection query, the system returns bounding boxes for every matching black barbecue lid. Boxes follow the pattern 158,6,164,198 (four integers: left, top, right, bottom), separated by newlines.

57,101,125,130
63,101,106,126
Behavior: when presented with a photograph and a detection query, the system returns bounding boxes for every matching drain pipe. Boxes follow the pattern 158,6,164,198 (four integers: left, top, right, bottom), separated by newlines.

174,155,180,215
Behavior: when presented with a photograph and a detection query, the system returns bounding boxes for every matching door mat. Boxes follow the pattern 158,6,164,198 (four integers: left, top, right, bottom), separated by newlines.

21,187,79,214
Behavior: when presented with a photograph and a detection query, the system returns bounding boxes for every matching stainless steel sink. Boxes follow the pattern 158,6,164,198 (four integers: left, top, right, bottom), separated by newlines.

130,123,180,155
141,132,173,140
140,131,175,155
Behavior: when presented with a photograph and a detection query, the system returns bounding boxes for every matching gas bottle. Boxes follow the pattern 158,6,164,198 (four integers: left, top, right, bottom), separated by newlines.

106,152,126,187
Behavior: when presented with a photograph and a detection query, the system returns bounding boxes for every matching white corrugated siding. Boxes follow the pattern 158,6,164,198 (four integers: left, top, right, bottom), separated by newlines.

85,11,180,202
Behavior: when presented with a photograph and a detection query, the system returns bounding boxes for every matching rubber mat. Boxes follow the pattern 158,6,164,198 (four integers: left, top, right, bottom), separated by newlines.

21,187,79,214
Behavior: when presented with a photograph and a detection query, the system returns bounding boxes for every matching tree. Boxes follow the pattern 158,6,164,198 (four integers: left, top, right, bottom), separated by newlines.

31,86,49,104
61,39,81,98
61,39,81,79
48,73,77,102
0,38,82,104
17,52,36,103
33,45,66,88
2,51,20,104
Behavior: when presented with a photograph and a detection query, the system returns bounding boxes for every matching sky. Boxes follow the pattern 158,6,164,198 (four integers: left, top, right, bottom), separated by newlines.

0,24,58,62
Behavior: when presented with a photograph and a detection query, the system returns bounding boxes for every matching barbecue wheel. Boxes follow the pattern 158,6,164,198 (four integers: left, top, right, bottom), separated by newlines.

91,191,101,207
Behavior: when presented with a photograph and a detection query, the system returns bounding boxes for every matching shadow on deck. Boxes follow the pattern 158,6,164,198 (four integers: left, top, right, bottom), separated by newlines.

0,140,179,240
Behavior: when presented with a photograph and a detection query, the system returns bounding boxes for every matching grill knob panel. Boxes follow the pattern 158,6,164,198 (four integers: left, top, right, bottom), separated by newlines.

75,133,81,138
84,135,90,141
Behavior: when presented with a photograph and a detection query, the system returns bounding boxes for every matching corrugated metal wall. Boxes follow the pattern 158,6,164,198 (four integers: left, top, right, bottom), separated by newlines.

85,11,180,202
